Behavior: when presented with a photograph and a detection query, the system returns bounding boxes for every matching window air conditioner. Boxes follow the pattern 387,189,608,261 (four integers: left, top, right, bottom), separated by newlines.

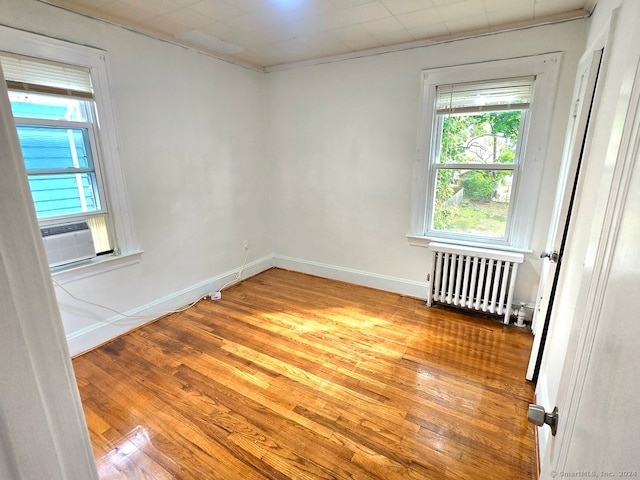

41,221,95,267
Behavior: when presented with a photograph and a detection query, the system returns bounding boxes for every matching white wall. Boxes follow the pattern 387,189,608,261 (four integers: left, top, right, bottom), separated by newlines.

0,0,273,355
1,0,588,358
266,22,586,305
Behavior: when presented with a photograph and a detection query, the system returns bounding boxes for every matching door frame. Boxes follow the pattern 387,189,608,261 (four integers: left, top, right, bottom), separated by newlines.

550,22,640,473
0,63,98,478
526,13,615,383
531,10,619,461
526,47,605,382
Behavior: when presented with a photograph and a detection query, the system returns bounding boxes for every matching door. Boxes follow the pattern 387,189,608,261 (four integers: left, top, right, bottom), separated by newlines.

526,48,604,381
0,56,99,479
540,38,640,476
551,131,640,475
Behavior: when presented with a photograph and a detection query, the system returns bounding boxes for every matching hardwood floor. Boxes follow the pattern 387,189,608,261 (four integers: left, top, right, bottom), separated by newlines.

73,268,537,480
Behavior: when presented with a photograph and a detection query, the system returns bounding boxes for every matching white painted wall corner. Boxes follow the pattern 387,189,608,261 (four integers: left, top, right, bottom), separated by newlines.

65,254,274,356
273,254,429,300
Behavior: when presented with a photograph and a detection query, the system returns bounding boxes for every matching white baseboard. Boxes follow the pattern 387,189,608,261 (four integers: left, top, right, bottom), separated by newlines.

65,254,274,356
66,253,534,355
273,254,429,299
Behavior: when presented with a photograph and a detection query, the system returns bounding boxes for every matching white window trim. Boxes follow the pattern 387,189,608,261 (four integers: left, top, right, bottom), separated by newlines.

409,53,562,251
425,105,528,244
0,25,140,274
14,114,108,222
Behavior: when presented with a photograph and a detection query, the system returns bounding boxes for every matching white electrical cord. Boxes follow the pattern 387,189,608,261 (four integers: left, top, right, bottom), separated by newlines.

50,247,250,319
217,247,249,293
52,277,209,319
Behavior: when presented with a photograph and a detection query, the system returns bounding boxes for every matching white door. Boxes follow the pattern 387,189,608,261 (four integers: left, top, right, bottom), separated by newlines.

540,52,640,478
526,47,604,381
0,57,98,479
532,3,640,474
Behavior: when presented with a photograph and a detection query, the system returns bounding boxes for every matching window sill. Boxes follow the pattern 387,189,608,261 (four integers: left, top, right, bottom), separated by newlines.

51,250,143,285
406,234,532,255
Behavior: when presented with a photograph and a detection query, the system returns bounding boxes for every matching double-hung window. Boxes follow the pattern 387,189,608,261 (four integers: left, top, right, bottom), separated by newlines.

430,78,533,240
409,54,562,250
1,52,112,260
1,25,138,277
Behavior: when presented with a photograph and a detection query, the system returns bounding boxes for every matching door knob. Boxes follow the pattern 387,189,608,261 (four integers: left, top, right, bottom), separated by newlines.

540,251,560,262
528,404,559,436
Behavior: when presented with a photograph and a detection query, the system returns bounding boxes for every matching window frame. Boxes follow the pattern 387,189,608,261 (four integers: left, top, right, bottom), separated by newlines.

426,101,530,242
408,53,562,251
0,25,140,276
13,105,109,225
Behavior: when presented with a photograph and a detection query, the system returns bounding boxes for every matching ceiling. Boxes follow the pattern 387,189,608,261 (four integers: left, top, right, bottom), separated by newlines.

40,0,597,70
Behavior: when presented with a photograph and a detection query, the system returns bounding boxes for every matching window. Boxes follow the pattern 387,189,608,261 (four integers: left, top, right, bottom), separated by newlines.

2,52,113,257
0,24,139,276
430,78,533,240
409,54,562,250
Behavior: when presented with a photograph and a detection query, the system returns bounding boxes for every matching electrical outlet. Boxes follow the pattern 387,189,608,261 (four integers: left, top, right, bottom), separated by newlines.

210,291,221,300
243,240,249,250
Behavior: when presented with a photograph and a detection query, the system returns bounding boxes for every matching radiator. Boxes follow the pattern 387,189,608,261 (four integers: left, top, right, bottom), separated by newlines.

426,242,524,324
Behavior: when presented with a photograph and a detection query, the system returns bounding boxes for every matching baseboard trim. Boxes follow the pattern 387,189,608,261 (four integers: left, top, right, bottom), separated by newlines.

67,254,431,356
66,254,274,356
273,254,429,299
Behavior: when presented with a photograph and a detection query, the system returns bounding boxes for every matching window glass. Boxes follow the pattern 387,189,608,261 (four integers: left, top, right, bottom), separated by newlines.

9,90,111,256
27,173,100,218
17,125,93,170
437,111,521,164
9,91,89,121
427,78,532,242
433,168,513,237
12,92,103,222
410,54,561,250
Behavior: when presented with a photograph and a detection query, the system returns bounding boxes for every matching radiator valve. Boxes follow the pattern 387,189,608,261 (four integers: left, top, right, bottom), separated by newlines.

515,303,528,327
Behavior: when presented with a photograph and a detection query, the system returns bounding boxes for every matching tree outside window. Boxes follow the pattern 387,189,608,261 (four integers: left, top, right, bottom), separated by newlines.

429,78,533,240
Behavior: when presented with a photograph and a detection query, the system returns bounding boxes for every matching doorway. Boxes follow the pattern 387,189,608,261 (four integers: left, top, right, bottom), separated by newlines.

526,48,604,382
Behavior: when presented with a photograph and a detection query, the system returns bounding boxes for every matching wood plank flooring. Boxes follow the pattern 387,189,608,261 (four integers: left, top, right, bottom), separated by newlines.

73,268,537,480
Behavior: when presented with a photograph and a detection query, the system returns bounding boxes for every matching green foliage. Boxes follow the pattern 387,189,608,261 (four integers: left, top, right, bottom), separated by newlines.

459,170,510,202
435,169,454,204
497,150,515,164
440,110,521,165
484,111,522,139
433,170,457,230
443,200,509,237
433,204,458,231
440,116,468,163
460,171,493,201
432,110,521,231
438,109,521,201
